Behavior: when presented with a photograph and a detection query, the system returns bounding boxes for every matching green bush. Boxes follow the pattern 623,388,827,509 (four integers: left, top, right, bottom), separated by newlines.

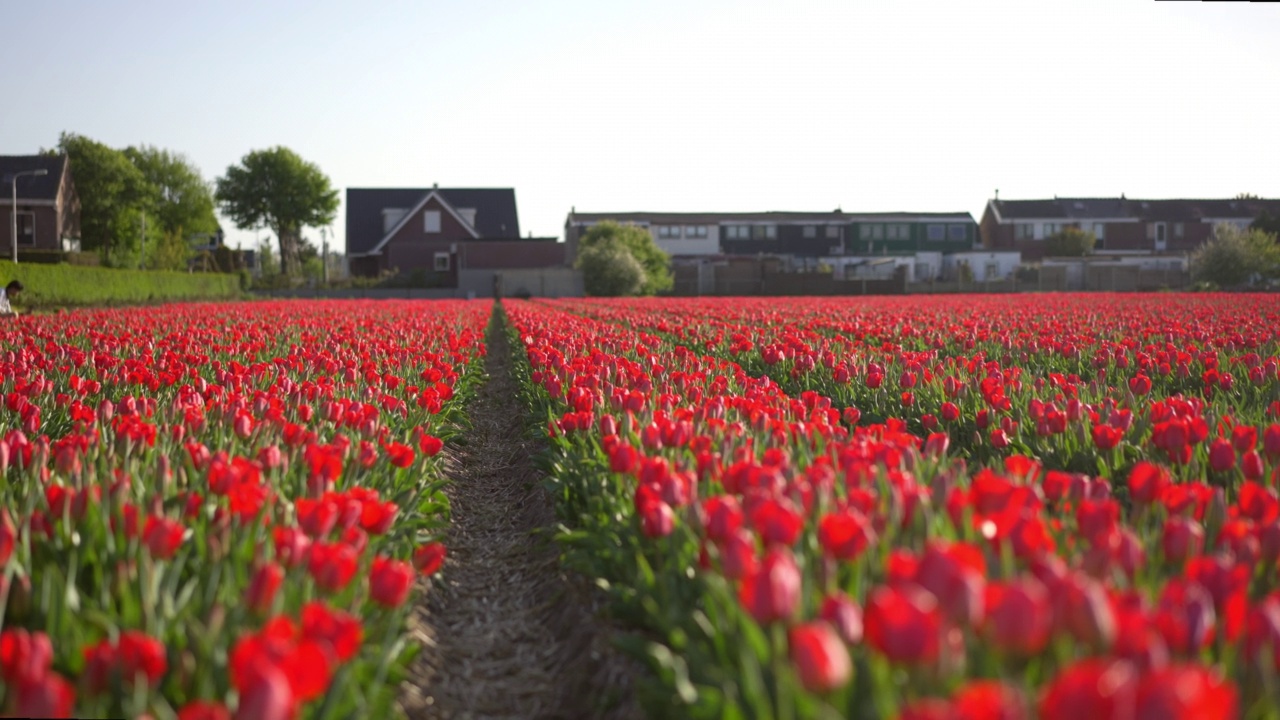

1045,227,1096,257
577,238,646,296
0,261,241,309
577,220,673,295
1190,223,1280,288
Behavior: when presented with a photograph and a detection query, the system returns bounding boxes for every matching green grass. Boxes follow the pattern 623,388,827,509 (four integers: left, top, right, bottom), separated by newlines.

1,261,242,309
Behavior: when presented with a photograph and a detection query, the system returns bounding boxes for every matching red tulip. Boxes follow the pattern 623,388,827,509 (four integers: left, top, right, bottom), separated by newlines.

1039,659,1137,720
246,563,285,615
749,496,803,546
308,541,359,592
864,583,941,664
1128,462,1170,506
719,529,759,580
1208,439,1235,473
951,681,1027,720
817,508,876,561
701,495,744,544
1161,517,1204,565
739,547,800,625
301,601,363,662
83,630,168,693
232,658,295,720
370,556,414,607
10,672,76,719
984,577,1053,655
0,628,54,683
819,592,863,645
1264,424,1280,460
143,515,185,560
413,542,447,576
1135,665,1237,720
788,622,852,693
384,441,415,468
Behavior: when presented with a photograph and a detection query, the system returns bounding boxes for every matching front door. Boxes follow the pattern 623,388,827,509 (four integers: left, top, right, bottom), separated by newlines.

1154,222,1167,252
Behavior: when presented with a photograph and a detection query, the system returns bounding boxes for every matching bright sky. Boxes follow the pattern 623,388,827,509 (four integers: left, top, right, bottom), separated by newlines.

3,0,1278,253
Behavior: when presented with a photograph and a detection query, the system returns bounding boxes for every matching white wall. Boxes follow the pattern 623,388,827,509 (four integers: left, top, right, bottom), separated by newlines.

944,251,1022,280
650,223,720,256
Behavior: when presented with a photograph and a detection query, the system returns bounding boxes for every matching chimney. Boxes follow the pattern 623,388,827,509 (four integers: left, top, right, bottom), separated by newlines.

994,189,999,200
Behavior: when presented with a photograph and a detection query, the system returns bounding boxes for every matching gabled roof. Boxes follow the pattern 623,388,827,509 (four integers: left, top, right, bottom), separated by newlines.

566,210,976,225
0,155,67,201
990,196,1280,222
345,187,521,255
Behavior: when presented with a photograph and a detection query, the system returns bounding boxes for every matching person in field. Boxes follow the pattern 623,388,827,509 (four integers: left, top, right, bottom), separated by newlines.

0,280,23,317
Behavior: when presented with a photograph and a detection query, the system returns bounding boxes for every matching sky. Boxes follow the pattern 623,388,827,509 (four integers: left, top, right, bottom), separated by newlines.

3,0,1279,253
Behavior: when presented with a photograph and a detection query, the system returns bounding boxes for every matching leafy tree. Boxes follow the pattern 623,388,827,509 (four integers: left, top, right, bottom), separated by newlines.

215,147,338,277
1191,223,1280,287
577,221,673,295
1044,227,1096,257
123,145,218,240
54,132,151,260
1251,209,1280,239
577,238,646,296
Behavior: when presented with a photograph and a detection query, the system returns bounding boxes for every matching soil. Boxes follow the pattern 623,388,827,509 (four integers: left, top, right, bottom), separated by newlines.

398,310,641,720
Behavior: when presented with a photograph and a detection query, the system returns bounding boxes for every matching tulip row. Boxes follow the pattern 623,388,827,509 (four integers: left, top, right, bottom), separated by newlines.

506,296,1280,720
0,300,488,719
554,294,1280,492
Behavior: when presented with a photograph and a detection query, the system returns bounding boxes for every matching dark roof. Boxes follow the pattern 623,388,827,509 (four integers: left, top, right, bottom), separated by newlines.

345,187,521,255
992,196,1280,222
0,155,66,201
567,210,975,224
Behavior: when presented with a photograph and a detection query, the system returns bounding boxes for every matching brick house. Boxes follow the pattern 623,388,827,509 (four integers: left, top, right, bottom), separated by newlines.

0,155,81,254
981,196,1280,260
345,186,562,281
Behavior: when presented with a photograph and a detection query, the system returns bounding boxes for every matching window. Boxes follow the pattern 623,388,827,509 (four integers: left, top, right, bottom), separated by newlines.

825,226,840,239
684,226,707,238
803,226,817,239
1093,223,1106,249
927,224,946,242
424,210,442,233
751,225,777,240
859,225,872,240
1155,223,1167,242
886,224,909,241
1043,223,1061,238
1015,224,1034,241
15,211,35,246
458,208,477,228
985,263,999,280
433,252,450,272
657,226,681,239
948,225,967,242
1173,223,1184,238
725,225,750,240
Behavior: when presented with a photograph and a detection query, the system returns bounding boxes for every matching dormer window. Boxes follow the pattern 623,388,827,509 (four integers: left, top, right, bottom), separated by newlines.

458,208,477,228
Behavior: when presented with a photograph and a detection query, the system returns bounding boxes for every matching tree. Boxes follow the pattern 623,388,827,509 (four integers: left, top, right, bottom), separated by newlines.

1191,223,1280,287
577,221,673,295
1251,209,1280,239
1044,227,1096,257
215,147,338,277
53,132,151,260
577,238,646,296
123,145,219,240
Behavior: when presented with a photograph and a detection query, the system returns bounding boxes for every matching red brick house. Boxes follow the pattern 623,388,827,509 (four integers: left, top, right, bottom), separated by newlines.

981,196,1280,260
345,186,563,281
1,155,81,255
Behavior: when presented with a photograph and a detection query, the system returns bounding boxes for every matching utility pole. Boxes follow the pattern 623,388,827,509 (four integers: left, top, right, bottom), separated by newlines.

8,168,48,263
321,227,329,285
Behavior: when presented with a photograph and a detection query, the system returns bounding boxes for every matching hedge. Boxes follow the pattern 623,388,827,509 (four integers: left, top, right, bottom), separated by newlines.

0,261,242,309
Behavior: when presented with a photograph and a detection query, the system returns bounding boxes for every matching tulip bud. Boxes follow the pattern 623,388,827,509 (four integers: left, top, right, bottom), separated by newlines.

245,563,284,615
788,622,853,693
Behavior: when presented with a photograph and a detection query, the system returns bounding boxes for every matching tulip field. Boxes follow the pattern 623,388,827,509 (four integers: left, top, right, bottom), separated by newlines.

2,293,1280,719
508,294,1280,720
0,301,486,718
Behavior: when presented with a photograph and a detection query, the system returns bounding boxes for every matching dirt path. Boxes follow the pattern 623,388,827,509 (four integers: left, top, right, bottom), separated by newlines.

399,308,639,720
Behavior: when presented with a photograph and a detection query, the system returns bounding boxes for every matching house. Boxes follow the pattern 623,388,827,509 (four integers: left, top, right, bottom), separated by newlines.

981,196,1280,260
0,155,81,255
563,210,978,263
345,186,562,281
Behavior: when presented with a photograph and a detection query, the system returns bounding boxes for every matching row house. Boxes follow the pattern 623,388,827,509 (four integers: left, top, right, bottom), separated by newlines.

563,210,978,263
981,196,1280,260
345,186,562,282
